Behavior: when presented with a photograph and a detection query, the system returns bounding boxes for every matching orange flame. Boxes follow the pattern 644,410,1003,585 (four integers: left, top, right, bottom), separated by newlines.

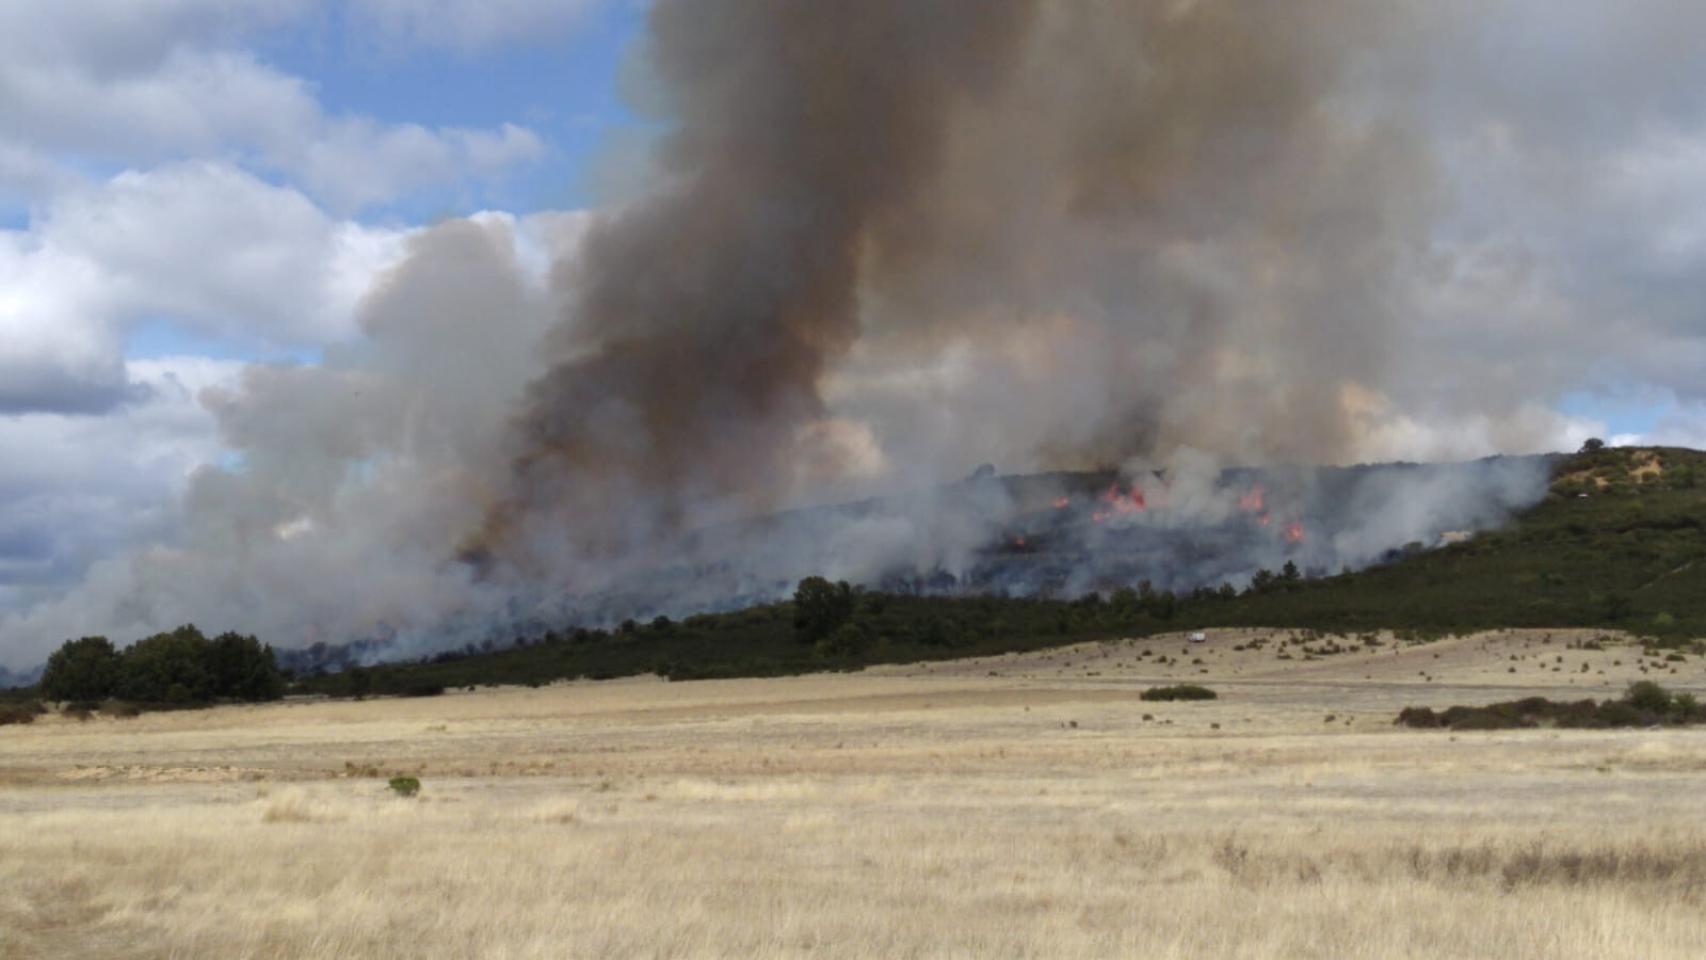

1238,484,1266,513
1099,483,1147,515
1283,521,1305,544
1051,496,1070,509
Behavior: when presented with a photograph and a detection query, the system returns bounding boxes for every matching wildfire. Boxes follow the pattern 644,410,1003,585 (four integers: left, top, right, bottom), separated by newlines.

1099,483,1147,515
1237,484,1266,513
1051,496,1070,509
1284,521,1306,544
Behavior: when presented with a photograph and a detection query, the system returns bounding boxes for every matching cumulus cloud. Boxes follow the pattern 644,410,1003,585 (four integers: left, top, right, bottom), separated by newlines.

0,0,548,213
0,162,412,415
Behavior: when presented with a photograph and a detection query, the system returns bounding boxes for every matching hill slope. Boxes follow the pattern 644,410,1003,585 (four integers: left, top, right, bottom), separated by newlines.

1174,446,1706,638
280,446,1706,695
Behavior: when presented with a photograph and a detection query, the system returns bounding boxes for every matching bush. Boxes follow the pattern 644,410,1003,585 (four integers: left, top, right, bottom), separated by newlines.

1397,685,1704,731
1396,706,1442,728
814,621,870,659
0,703,40,726
793,577,856,644
41,636,119,702
1623,680,1673,714
388,776,421,798
1140,684,1218,702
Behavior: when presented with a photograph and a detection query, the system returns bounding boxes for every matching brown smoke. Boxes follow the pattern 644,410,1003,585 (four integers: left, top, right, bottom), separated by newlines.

478,0,1038,566
476,1,1467,573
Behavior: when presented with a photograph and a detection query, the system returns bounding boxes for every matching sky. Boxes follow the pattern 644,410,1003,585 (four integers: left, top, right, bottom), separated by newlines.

0,0,646,653
5,1,1706,670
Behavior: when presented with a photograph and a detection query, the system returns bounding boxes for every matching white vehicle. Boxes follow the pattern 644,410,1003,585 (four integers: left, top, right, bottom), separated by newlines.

1188,631,1208,644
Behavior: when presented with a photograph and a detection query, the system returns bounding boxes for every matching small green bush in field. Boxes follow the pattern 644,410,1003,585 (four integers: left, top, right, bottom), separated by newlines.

388,776,421,798
1140,684,1218,702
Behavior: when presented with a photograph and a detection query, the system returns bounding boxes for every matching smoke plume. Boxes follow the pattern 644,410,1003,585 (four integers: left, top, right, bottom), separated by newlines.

475,0,1457,575
11,0,1664,667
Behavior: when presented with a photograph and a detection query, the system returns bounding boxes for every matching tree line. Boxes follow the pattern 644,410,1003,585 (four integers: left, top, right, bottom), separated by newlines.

40,625,283,705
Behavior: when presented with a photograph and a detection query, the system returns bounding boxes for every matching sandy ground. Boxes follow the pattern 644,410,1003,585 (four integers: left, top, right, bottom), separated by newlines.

2,628,1705,958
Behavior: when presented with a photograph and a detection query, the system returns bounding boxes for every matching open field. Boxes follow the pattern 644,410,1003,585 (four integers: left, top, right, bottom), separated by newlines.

4,629,1706,958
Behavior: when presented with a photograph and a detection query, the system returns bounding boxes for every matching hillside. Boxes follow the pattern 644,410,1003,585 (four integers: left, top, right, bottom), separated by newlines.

1173,446,1706,638
272,446,1706,697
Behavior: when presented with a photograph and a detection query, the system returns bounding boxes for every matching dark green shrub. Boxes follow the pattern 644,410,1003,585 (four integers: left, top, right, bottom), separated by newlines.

1396,706,1442,728
204,632,284,701
1140,685,1218,702
1591,701,1656,728
1400,688,1702,731
41,636,119,702
113,626,214,703
1448,709,1533,731
1623,681,1673,714
793,577,855,644
388,776,421,798
1674,693,1704,722
815,621,870,659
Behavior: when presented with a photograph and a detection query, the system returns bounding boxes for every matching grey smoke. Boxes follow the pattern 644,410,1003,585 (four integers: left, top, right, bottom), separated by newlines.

12,0,1706,668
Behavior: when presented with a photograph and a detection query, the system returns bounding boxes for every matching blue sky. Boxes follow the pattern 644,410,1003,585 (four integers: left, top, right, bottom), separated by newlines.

0,0,666,663
257,1,649,218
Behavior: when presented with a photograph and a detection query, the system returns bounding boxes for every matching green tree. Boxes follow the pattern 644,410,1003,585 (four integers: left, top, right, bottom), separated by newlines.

1148,590,1177,620
1109,587,1139,623
1580,437,1606,453
793,577,855,644
115,626,213,703
1603,592,1634,622
1624,680,1672,714
345,666,373,700
815,621,870,659
205,632,284,701
41,636,120,702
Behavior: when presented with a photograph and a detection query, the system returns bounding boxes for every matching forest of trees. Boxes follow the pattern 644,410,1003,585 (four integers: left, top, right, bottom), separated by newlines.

39,626,283,705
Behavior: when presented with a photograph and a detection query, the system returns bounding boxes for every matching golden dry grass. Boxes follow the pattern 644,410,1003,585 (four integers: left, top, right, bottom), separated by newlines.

3,629,1706,958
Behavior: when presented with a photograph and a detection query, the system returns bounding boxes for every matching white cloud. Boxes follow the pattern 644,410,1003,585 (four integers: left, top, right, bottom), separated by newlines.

0,0,548,213
0,162,413,414
296,120,546,212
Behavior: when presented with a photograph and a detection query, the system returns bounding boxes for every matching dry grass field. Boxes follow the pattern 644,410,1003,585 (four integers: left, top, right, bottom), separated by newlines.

4,628,1706,958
